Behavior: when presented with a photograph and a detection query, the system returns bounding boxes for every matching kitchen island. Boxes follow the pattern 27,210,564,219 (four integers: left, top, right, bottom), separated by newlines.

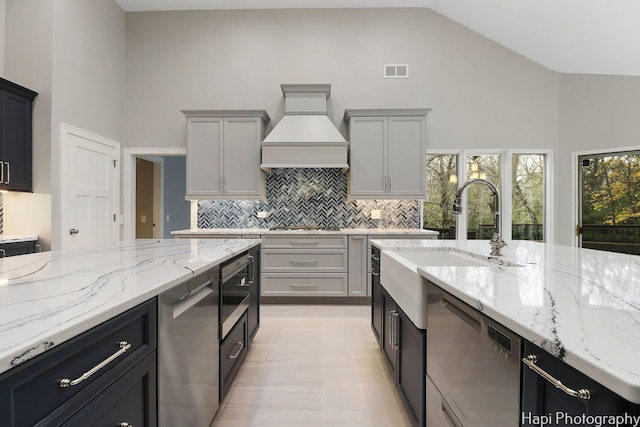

0,238,260,374
373,238,640,426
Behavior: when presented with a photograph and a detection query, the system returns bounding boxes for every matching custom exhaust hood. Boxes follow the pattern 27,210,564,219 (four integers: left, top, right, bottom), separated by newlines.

260,84,348,172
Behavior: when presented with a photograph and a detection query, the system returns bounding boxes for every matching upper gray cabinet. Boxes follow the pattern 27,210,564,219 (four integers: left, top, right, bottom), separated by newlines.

344,109,430,199
183,110,270,200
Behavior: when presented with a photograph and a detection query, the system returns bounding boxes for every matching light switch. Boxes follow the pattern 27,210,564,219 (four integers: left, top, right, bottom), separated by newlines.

257,211,268,218
371,210,381,219
141,215,147,223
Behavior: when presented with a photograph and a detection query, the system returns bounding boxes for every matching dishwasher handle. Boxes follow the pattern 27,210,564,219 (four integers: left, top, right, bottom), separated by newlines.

173,282,214,319
443,297,481,332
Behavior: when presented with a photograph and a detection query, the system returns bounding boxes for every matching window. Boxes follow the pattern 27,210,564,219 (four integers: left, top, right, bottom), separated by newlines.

424,151,549,242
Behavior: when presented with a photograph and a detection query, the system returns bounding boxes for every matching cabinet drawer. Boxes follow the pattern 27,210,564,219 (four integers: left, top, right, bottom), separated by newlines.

0,299,157,427
262,249,347,272
61,353,157,427
262,273,348,296
220,311,248,399
262,234,347,249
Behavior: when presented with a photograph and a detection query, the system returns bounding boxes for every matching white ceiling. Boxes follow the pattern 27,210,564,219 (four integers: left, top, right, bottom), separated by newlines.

114,0,640,76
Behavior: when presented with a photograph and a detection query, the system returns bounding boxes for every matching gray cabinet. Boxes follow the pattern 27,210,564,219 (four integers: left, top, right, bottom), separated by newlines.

348,235,368,296
183,110,269,200
344,109,429,199
261,234,348,297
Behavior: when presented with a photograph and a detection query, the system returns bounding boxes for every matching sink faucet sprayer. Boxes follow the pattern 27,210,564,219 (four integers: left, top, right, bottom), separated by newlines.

453,178,507,256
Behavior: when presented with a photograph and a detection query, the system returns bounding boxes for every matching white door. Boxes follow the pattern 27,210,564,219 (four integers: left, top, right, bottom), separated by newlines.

60,124,119,250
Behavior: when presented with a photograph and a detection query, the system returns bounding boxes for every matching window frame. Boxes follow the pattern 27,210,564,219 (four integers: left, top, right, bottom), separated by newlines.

423,149,554,244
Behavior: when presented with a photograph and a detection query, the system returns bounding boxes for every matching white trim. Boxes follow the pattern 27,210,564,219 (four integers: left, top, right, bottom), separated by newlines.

571,145,640,248
425,148,553,244
57,123,121,250
124,147,186,240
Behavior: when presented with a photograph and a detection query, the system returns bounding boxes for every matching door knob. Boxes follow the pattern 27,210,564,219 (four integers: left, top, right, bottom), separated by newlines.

69,228,79,235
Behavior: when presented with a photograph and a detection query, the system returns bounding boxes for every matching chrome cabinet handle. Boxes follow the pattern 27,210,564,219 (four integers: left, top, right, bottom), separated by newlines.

0,249,5,258
388,310,399,351
228,342,243,359
388,175,391,191
5,162,9,184
371,255,380,262
247,255,255,284
289,259,318,265
118,423,133,427
60,341,131,388
289,240,318,246
290,283,318,288
522,355,591,400
0,161,3,184
371,271,380,276
69,228,80,235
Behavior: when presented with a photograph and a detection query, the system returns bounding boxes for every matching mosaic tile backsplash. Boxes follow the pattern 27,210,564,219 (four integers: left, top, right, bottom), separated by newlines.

198,168,421,229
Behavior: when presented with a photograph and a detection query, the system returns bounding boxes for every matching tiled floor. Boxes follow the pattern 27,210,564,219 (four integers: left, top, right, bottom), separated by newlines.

211,304,414,427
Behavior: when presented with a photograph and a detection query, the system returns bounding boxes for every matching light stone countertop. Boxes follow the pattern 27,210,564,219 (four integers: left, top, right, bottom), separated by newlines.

0,238,260,375
371,238,640,404
171,228,439,236
0,234,38,244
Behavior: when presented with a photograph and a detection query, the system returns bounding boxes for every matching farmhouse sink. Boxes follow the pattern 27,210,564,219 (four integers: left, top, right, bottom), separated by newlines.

379,248,523,329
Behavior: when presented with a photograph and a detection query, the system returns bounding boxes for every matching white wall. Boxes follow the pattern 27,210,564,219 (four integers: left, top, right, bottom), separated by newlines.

125,9,559,153
557,73,640,245
3,0,126,250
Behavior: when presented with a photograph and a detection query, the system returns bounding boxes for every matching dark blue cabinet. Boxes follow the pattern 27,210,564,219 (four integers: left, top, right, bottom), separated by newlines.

0,299,157,427
0,78,37,192
521,340,634,427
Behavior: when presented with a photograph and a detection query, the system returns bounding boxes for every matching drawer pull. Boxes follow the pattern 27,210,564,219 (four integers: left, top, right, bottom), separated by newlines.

522,355,591,400
290,283,319,288
118,423,133,427
228,342,243,359
290,259,319,265
59,341,132,388
290,240,318,246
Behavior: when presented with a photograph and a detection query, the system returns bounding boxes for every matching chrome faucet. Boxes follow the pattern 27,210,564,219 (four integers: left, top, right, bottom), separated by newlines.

453,178,507,256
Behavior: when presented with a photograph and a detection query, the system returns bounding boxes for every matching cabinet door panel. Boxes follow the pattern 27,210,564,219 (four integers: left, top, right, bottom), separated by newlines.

1,91,32,191
348,236,368,296
349,117,387,197
387,116,426,197
397,310,426,427
371,247,383,347
381,289,398,377
62,353,156,427
521,341,627,426
186,118,223,197
223,117,263,197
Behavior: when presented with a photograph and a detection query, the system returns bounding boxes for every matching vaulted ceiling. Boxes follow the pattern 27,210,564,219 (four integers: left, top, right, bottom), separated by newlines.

114,0,640,76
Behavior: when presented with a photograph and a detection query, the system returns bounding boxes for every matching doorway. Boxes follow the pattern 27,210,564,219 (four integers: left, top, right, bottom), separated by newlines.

578,150,640,255
135,157,160,238
124,148,191,240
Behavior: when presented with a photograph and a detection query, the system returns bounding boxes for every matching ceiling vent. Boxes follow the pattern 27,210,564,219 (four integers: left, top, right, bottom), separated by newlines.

384,64,409,78
260,84,348,172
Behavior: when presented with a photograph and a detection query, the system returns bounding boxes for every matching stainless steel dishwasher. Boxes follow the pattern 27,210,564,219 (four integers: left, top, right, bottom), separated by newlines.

426,281,521,427
158,266,220,427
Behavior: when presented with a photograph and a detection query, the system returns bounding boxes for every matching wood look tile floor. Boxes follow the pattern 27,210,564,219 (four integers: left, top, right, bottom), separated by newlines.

211,304,414,427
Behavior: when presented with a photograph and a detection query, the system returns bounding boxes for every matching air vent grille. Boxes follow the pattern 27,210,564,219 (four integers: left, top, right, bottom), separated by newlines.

384,64,409,79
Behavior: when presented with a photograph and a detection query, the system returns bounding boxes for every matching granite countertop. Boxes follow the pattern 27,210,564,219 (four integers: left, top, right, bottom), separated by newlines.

171,228,439,236
371,238,640,404
0,238,260,375
0,234,38,244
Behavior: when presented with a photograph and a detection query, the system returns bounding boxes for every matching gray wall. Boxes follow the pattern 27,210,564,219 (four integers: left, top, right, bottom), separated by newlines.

557,74,640,244
0,0,5,76
162,156,190,238
125,8,559,152
2,0,126,250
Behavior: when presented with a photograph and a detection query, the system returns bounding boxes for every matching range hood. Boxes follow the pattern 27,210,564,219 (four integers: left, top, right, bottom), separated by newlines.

261,84,348,172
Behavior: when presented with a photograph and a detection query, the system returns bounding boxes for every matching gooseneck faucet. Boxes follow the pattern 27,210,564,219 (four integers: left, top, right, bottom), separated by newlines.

453,178,507,256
